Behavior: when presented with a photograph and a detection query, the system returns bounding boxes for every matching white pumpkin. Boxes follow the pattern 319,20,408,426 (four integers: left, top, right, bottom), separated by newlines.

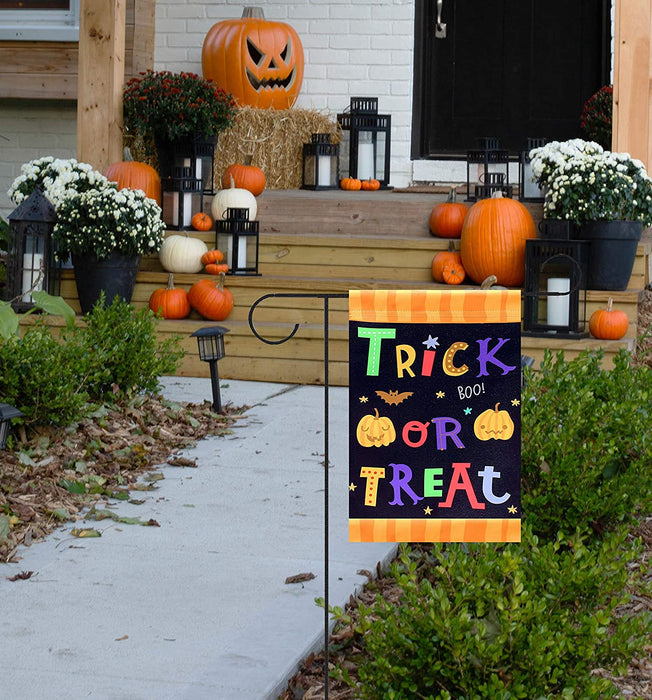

211,176,258,222
159,233,208,274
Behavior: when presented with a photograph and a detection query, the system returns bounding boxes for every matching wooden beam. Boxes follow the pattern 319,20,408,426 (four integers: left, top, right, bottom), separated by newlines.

76,0,126,170
612,0,652,168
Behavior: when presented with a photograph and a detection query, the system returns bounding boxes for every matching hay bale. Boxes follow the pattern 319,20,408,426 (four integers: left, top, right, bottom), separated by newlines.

214,106,340,190
125,106,340,191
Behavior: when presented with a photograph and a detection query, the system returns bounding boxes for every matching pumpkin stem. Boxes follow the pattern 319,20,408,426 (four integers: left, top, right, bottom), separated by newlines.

229,174,236,190
123,146,134,161
491,190,504,199
480,275,499,289
218,271,226,291
447,240,457,252
447,185,458,203
607,297,614,312
373,408,379,418
244,154,254,167
242,6,264,18
167,273,175,289
494,403,501,412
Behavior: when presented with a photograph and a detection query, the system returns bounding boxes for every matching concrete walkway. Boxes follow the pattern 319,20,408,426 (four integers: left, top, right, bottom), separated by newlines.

1,379,396,699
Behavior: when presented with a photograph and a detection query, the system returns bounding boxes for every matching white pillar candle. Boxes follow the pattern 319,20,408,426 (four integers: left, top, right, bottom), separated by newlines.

317,155,331,186
547,277,570,327
21,253,44,302
227,236,248,271
357,142,374,180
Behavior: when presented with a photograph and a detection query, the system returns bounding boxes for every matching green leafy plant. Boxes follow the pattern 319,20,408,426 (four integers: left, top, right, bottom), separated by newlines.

123,70,237,142
331,527,650,699
580,85,613,150
521,348,652,539
529,139,652,225
66,294,184,401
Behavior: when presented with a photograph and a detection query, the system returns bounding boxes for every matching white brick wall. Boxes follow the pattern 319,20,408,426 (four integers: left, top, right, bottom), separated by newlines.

154,0,417,187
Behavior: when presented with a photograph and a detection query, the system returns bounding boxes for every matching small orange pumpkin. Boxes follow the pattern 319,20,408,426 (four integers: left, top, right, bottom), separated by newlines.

429,186,468,239
191,212,213,231
442,262,466,285
589,297,629,340
361,178,380,191
188,274,234,321
205,262,230,275
432,241,462,283
201,249,224,266
340,177,362,191
222,158,266,196
103,147,161,205
148,273,191,320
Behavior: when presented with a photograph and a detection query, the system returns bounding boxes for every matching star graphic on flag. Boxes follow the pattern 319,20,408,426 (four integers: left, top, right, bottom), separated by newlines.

349,483,357,491
464,407,472,415
424,506,433,515
436,390,445,399
422,335,439,349
511,398,520,406
508,505,518,514
359,396,369,403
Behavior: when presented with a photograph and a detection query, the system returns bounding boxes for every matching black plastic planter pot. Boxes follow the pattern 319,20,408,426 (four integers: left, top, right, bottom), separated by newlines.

581,220,642,291
72,252,142,315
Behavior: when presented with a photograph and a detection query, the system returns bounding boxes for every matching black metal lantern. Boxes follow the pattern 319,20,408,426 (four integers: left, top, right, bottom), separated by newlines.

5,187,60,312
519,137,546,202
215,207,260,275
156,135,218,196
523,239,589,338
337,97,392,188
0,403,23,450
466,137,511,202
161,174,203,231
191,325,229,413
302,133,340,189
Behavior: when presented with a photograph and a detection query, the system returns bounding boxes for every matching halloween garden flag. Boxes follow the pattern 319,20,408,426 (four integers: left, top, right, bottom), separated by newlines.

349,289,522,543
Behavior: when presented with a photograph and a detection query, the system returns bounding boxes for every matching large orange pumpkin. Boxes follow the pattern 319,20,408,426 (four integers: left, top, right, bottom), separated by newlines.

201,7,304,110
429,186,468,239
460,192,536,286
103,147,161,205
188,275,234,321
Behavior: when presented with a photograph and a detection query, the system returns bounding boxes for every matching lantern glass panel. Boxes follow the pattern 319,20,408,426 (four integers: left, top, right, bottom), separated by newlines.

161,177,203,230
215,212,259,275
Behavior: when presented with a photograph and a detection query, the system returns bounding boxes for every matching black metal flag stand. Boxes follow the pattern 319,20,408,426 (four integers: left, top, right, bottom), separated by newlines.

248,292,348,700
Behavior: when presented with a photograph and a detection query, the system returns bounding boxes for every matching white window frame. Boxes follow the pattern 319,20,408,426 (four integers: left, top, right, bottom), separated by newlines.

0,0,79,41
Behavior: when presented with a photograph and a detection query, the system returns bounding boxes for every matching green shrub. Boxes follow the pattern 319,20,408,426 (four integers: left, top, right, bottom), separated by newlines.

338,526,649,699
65,295,184,401
521,349,652,539
0,323,89,426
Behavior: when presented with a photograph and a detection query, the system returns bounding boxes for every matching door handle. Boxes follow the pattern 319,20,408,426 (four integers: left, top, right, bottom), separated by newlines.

435,0,447,38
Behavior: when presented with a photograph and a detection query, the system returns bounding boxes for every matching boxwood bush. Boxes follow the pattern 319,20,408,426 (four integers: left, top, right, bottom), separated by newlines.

0,297,184,426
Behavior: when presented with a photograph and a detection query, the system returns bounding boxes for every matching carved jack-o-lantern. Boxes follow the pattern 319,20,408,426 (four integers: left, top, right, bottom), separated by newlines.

473,403,515,442
202,7,304,110
356,408,396,448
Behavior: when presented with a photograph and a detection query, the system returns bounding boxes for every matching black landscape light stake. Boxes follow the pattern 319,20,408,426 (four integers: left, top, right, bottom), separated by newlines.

191,326,229,413
0,403,23,450
6,187,59,312
302,133,340,189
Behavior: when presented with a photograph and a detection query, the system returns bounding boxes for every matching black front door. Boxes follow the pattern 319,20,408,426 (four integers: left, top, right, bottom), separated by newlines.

412,0,611,158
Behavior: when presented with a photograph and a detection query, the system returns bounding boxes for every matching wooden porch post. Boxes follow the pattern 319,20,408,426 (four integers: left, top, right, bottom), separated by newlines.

612,0,652,168
76,0,126,171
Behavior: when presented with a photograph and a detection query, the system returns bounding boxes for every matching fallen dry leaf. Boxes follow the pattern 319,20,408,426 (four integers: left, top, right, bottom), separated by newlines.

6,570,35,581
285,572,316,584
